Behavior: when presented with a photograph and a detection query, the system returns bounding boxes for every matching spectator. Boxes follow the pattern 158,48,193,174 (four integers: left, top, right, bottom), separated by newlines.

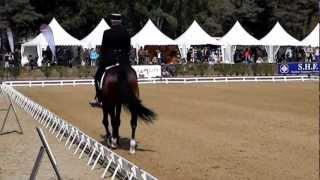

4,52,10,69
90,48,99,66
156,49,161,64
244,48,252,64
138,47,144,65
315,47,320,62
305,45,313,62
285,47,293,62
129,47,136,65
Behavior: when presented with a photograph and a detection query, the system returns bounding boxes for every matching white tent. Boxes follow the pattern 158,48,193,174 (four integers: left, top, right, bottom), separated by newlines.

260,22,302,63
219,21,260,63
260,22,301,46
81,19,110,49
301,23,319,47
21,18,82,66
219,21,260,46
131,19,176,48
175,21,220,58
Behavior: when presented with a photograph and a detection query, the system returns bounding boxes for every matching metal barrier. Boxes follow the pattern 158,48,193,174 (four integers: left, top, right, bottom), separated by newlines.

0,84,157,180
2,75,319,87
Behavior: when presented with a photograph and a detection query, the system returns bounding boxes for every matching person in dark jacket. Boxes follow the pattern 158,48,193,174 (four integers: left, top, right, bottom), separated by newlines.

90,14,131,107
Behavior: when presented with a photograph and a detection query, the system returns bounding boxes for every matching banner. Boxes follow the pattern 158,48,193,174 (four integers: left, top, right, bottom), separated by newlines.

278,63,319,75
132,65,161,78
6,28,14,53
40,24,56,58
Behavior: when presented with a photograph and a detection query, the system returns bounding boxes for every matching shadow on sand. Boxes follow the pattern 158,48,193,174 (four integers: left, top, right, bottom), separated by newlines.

99,135,156,153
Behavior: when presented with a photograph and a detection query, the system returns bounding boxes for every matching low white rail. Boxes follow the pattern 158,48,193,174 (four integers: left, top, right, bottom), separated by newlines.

2,75,318,87
0,84,157,180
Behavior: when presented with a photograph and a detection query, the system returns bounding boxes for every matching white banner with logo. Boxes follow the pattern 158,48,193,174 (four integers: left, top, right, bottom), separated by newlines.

132,65,161,78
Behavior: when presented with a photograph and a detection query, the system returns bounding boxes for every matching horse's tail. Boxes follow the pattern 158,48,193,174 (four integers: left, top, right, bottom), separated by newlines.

118,66,156,123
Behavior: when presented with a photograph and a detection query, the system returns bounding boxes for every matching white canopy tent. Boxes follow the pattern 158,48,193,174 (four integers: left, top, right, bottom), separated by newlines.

131,19,176,48
301,23,319,47
260,22,302,63
175,20,220,59
81,19,110,49
219,21,260,63
21,18,82,66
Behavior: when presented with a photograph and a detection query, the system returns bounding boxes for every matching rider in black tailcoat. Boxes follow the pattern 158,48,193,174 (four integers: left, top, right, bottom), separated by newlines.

90,14,131,107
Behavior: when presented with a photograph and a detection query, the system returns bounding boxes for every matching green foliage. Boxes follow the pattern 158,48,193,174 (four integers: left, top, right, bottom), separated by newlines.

0,0,318,44
8,66,21,79
40,66,53,79
55,66,67,78
0,68,4,79
77,66,92,78
0,0,42,38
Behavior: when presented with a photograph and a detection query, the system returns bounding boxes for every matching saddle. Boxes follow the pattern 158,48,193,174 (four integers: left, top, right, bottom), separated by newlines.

98,63,119,90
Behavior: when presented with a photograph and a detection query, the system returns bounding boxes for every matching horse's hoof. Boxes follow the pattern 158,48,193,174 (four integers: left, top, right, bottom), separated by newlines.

129,139,136,154
111,138,118,149
106,138,111,148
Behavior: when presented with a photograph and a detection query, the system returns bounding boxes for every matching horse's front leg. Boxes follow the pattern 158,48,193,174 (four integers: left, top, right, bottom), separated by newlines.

102,107,111,145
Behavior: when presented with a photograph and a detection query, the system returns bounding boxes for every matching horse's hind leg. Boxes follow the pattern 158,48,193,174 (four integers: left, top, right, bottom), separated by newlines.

130,112,138,154
115,104,121,145
110,106,119,149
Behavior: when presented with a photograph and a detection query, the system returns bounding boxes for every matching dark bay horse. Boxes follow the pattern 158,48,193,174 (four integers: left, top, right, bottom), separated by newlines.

100,65,156,154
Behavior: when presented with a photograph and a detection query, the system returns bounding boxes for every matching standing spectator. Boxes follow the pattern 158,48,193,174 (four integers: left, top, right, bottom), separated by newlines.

190,48,195,63
244,48,252,64
138,47,144,65
156,49,161,64
8,52,14,68
305,45,313,62
4,52,10,69
315,47,320,62
90,48,99,66
129,47,136,64
145,49,150,65
285,47,293,62
13,48,20,67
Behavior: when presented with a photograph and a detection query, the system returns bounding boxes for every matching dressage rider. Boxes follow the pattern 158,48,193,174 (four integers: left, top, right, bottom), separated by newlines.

90,13,131,107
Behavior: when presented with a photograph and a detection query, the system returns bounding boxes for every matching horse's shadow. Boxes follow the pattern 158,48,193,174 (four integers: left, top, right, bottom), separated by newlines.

99,135,156,153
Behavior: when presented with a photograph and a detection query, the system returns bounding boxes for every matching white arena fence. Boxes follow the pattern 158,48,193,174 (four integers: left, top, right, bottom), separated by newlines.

0,84,157,180
2,75,319,87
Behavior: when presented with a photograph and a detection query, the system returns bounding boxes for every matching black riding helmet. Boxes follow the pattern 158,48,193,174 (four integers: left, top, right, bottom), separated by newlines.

107,13,122,26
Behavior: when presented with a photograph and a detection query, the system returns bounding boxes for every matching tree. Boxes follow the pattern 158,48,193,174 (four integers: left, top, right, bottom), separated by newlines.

0,0,41,41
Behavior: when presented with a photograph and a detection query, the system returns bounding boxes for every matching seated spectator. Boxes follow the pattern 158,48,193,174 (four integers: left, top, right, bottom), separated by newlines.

256,57,264,63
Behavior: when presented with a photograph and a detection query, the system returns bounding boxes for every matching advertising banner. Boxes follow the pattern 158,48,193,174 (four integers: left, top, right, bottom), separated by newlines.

278,63,319,75
132,65,162,78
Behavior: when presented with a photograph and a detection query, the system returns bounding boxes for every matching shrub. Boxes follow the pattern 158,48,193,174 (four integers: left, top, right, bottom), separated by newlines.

40,66,53,79
55,66,67,78
77,66,92,78
9,67,21,80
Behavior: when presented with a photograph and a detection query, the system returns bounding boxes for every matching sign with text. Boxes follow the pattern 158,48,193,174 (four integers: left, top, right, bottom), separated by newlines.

278,63,319,75
132,65,162,78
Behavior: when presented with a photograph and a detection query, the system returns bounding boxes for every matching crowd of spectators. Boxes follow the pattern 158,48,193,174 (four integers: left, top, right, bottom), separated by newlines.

0,49,20,69
186,46,222,64
277,46,320,63
1,45,320,71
